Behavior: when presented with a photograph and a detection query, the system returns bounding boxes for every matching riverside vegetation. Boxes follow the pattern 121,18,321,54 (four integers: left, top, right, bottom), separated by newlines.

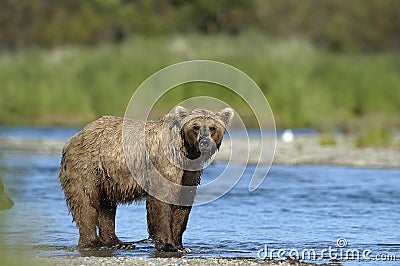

0,33,399,147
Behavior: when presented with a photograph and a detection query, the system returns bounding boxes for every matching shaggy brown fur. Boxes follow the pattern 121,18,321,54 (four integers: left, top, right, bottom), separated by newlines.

0,177,13,210
58,106,234,251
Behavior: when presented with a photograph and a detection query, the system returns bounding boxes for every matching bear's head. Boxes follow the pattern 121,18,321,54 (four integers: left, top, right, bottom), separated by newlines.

173,106,234,159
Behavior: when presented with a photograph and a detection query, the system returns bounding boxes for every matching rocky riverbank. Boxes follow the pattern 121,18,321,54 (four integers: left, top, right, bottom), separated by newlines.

35,256,323,266
1,134,399,168
216,134,400,168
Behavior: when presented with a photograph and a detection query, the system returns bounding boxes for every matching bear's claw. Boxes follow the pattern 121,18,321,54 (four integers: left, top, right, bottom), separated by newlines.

97,242,136,250
113,242,136,250
178,247,192,253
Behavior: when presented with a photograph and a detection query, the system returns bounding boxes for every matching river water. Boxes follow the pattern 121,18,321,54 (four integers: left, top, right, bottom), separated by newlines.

0,127,399,265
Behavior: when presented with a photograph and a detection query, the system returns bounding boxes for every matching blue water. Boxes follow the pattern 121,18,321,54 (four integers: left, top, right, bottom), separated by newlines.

0,125,314,139
0,127,399,265
0,125,81,140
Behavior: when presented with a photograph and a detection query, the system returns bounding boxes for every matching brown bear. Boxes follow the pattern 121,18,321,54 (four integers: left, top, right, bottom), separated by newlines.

58,106,234,252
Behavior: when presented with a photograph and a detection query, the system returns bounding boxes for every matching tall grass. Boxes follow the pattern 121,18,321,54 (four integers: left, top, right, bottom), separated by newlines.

0,32,399,129
354,125,394,148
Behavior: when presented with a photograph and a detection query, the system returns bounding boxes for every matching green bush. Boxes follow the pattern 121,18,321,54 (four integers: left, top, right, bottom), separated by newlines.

1,0,400,52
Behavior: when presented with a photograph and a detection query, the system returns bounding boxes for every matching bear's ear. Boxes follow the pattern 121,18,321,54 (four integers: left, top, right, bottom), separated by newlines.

170,106,189,130
217,108,234,128
174,106,189,120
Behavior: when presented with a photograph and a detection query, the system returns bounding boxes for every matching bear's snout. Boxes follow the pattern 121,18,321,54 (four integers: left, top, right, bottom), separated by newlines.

199,137,211,151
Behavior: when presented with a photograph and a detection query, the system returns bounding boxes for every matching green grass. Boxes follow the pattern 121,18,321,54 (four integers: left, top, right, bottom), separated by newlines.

0,32,399,129
319,134,337,146
354,125,394,148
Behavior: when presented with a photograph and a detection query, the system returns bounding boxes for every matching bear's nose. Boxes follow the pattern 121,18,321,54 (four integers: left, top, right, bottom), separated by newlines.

199,138,210,150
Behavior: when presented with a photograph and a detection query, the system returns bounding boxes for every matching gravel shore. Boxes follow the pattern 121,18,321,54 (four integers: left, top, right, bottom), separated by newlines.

36,257,322,266
1,134,398,168
216,134,400,168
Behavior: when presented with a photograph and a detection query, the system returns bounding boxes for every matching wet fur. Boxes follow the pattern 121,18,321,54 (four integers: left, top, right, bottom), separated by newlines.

58,107,233,251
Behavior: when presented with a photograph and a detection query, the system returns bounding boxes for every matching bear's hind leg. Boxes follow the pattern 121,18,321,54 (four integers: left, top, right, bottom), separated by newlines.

98,203,136,249
74,198,101,248
98,204,120,245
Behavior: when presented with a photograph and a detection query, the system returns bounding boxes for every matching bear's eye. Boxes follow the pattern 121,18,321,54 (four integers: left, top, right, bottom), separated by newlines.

209,126,216,134
192,125,200,131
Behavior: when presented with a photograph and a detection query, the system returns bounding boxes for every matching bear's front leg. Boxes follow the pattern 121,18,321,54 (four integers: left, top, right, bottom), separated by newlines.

172,205,192,251
146,195,178,252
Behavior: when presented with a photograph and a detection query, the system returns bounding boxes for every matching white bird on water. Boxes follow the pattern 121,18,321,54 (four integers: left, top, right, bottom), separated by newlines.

281,129,294,142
